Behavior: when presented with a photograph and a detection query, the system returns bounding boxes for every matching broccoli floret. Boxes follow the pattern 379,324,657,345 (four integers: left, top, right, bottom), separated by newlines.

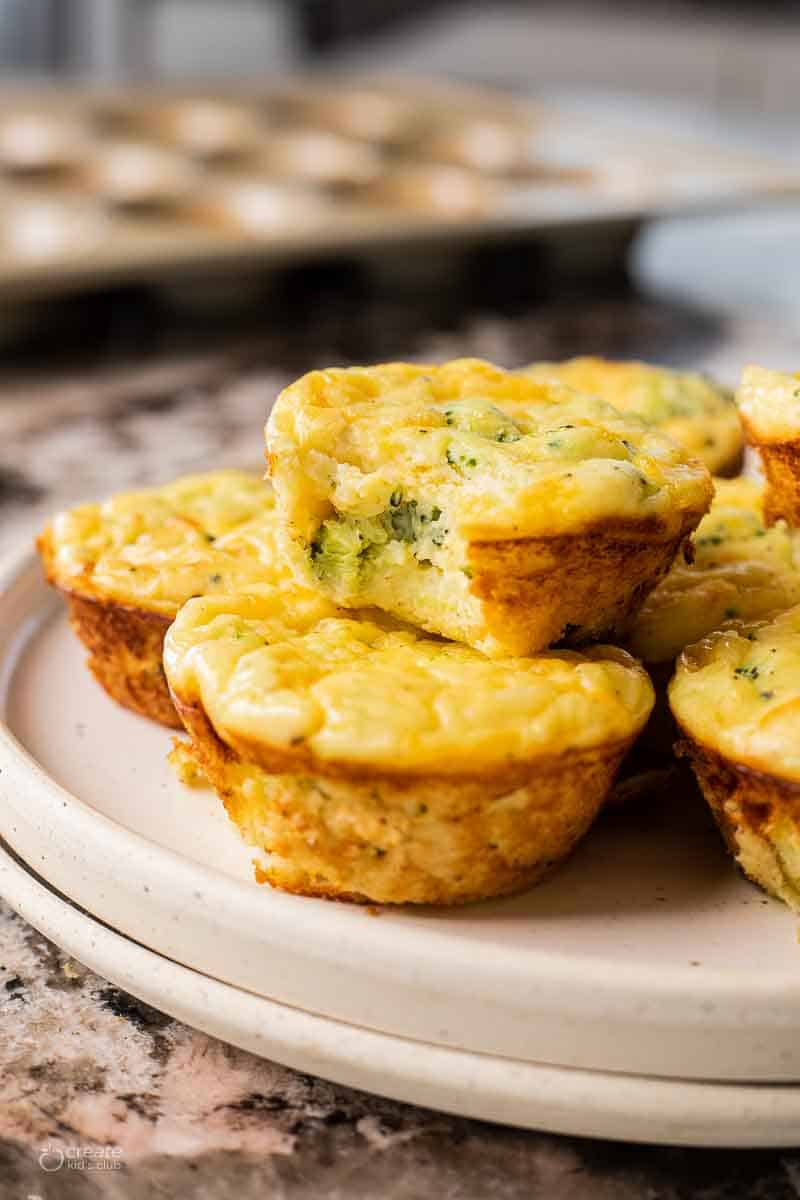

442,398,522,442
446,448,479,473
388,498,421,542
310,495,448,591
388,496,446,545
310,514,388,592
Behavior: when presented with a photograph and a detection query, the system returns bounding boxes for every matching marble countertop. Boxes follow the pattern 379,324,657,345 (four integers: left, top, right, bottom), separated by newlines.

2,285,800,1197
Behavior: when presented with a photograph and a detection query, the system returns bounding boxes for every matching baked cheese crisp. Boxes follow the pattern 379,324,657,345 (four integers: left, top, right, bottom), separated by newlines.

738,364,800,525
627,477,800,664
523,357,742,475
39,470,336,726
670,604,800,911
266,358,713,657
165,595,654,904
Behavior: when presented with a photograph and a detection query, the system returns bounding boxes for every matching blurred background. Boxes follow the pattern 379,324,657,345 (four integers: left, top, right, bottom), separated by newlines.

2,0,800,110
1,0,799,547
0,1,797,330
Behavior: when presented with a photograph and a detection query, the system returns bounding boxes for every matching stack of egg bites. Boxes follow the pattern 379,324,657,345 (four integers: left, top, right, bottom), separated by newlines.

39,356,800,910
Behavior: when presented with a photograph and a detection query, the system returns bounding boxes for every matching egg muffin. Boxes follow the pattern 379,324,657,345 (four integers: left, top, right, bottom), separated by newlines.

266,359,712,659
670,604,800,912
38,470,335,728
627,477,800,665
165,594,654,904
737,364,800,525
522,357,742,475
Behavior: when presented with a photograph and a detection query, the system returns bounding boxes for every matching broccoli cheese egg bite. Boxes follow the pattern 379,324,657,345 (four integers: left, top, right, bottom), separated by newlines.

165,595,654,905
522,357,742,475
38,470,336,727
737,364,800,526
627,477,800,665
670,604,800,912
266,359,713,658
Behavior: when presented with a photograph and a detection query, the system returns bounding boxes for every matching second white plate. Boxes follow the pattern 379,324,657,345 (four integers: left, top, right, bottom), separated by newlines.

4,836,800,1148
2,548,800,1084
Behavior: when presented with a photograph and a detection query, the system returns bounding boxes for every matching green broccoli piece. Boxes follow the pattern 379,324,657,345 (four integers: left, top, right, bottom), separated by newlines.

309,514,388,592
442,398,522,442
310,493,448,590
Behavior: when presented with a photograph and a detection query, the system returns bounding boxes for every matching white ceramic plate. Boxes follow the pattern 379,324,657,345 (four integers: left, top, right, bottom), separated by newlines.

5,835,800,1149
2,549,800,1088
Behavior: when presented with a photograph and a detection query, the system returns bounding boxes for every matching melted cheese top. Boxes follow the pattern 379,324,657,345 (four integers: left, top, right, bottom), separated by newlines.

267,359,713,543
737,364,800,441
670,602,800,782
522,357,741,474
165,595,654,772
43,469,333,621
628,477,800,663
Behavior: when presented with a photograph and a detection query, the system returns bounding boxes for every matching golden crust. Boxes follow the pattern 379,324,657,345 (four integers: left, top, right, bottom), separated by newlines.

173,688,634,905
39,526,179,727
737,366,800,524
66,591,176,728
466,515,697,654
676,732,800,912
742,427,800,526
172,679,637,792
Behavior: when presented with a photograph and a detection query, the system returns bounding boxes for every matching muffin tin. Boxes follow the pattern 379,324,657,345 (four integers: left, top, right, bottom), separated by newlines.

0,76,796,300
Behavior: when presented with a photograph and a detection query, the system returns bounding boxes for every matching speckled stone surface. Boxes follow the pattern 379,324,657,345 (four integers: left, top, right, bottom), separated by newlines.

2,284,800,1197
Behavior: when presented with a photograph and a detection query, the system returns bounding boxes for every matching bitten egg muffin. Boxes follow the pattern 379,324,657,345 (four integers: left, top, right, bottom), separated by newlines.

38,470,335,727
522,357,742,475
165,595,654,905
627,477,800,665
670,604,800,912
737,364,800,525
266,358,713,658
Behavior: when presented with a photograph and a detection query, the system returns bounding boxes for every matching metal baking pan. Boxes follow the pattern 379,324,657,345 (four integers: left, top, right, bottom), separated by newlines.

0,75,795,301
